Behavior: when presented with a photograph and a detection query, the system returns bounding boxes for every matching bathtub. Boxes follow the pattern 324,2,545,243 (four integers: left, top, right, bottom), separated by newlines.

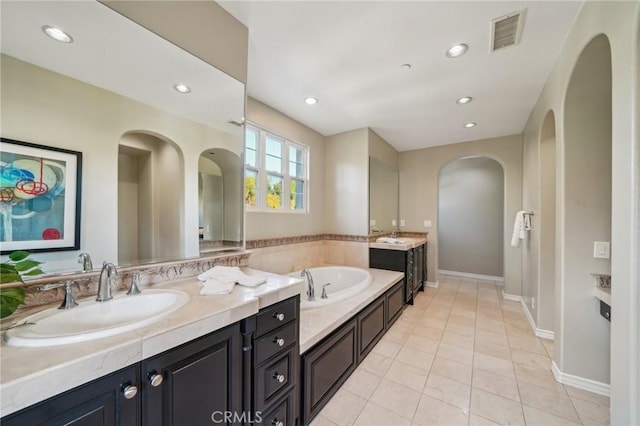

290,266,373,310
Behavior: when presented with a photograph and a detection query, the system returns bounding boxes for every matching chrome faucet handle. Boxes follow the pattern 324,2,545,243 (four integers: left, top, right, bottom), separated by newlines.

59,281,78,309
127,271,142,296
321,283,331,299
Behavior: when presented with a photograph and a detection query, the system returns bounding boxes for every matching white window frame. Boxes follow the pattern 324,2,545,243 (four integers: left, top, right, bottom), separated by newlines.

244,123,309,213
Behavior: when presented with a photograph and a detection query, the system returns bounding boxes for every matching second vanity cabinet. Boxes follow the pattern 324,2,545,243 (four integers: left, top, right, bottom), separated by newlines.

370,242,427,305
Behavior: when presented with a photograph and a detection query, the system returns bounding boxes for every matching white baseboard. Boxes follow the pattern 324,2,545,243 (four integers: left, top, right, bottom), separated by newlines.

438,269,504,282
501,289,522,302
520,299,555,340
551,361,610,397
425,281,439,289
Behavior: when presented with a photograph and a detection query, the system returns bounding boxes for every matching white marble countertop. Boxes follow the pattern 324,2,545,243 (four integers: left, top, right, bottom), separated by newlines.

299,268,404,354
0,268,302,417
368,237,427,251
592,286,611,305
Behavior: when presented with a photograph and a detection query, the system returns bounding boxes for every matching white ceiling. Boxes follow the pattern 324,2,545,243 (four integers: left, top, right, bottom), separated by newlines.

220,1,583,152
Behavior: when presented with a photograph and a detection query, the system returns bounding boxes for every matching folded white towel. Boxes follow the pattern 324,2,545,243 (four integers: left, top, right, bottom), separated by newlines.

197,266,266,287
200,278,235,295
511,210,531,247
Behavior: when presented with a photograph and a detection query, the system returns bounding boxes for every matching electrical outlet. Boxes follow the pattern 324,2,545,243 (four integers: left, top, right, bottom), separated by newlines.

593,241,610,259
392,219,397,227
424,220,432,228
400,219,406,227
370,219,376,227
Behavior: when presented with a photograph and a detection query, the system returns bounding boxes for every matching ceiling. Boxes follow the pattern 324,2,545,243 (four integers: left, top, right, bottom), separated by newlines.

220,1,583,152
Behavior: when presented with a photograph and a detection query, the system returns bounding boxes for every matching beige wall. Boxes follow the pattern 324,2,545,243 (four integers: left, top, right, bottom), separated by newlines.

325,129,369,236
1,55,241,271
102,0,248,83
520,2,639,421
368,129,398,169
398,134,523,292
244,98,326,239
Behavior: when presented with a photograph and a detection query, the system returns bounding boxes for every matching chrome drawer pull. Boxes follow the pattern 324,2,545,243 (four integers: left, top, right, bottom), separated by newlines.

122,384,138,399
273,312,285,321
273,373,285,383
273,337,285,347
148,372,163,387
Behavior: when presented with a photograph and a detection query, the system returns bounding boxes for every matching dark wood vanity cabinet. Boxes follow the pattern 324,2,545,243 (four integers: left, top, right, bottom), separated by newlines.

1,364,141,426
141,322,243,426
370,243,427,305
385,280,404,327
243,296,300,426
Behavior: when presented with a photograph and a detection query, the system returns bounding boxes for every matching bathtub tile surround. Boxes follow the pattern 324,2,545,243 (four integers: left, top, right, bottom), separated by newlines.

310,275,609,426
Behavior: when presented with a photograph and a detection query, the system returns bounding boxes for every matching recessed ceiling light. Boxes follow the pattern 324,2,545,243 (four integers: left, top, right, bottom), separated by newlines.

464,122,477,128
400,64,412,70
456,96,473,104
304,97,318,105
446,43,468,58
42,26,73,43
173,84,191,94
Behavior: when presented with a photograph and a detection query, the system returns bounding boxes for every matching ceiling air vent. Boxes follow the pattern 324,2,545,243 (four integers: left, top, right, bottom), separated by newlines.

490,9,526,52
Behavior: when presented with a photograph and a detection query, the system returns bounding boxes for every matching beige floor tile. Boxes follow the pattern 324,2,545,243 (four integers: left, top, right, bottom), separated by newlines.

430,356,473,385
343,368,382,400
382,328,410,345
470,388,525,426
473,352,516,379
476,328,509,344
396,346,435,371
404,335,440,354
436,342,474,365
417,317,447,330
475,317,506,332
542,338,555,358
522,405,583,426
444,323,476,337
468,413,501,426
474,340,511,360
360,352,394,376
411,326,443,341
390,319,417,333
423,374,471,410
449,307,476,319
384,359,429,392
372,339,402,358
319,388,367,426
511,348,551,370
565,385,610,407
412,394,469,426
309,413,339,426
518,381,580,422
369,378,422,420
353,401,412,426
514,363,565,393
507,334,548,355
505,323,535,338
441,331,474,350
571,396,611,425
472,368,520,402
447,314,476,328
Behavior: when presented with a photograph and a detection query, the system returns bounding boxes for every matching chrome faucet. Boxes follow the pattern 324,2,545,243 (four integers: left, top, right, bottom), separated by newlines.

391,230,397,238
300,269,316,301
97,262,117,302
77,252,93,272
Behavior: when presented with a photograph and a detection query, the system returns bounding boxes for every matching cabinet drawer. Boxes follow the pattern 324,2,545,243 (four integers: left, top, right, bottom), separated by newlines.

255,348,295,411
256,297,298,337
255,321,297,365
258,391,294,426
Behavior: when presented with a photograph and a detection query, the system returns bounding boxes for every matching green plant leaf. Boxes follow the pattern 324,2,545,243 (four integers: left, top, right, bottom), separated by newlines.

22,268,44,276
15,259,41,272
0,287,25,319
0,272,22,284
8,251,30,262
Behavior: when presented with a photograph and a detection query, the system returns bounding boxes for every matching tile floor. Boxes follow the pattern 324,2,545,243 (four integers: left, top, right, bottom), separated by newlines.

310,275,610,426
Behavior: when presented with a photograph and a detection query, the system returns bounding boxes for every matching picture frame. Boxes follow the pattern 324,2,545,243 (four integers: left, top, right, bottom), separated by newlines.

0,138,82,254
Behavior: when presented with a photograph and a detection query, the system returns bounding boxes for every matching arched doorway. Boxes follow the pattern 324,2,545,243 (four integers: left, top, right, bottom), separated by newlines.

437,156,505,279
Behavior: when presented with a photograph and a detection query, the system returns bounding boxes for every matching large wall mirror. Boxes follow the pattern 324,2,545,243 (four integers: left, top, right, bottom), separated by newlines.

369,157,398,234
1,1,245,272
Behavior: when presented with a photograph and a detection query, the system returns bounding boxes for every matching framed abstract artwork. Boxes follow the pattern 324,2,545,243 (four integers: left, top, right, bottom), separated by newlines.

0,138,82,253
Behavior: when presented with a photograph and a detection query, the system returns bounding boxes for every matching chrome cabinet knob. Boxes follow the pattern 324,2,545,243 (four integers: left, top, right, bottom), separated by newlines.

149,372,163,387
122,384,138,399
604,311,610,319
273,337,285,347
273,373,285,383
272,420,284,426
273,313,285,321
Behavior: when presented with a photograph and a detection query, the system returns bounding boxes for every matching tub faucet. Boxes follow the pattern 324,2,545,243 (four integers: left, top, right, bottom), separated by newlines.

300,269,315,301
97,262,117,302
77,252,93,272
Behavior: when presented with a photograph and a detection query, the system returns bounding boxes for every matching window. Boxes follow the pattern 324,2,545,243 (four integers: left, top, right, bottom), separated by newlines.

244,124,308,212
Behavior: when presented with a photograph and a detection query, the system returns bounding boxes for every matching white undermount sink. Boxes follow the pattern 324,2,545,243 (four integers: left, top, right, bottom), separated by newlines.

4,289,190,347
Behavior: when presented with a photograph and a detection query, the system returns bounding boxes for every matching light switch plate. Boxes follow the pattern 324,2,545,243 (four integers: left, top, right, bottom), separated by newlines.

424,220,432,228
392,219,397,227
370,219,376,227
593,241,610,259
400,219,406,227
